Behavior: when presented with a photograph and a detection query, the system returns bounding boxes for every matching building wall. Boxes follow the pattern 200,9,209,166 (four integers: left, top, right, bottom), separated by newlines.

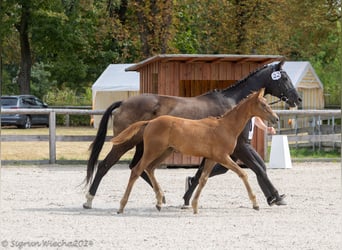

139,61,262,95
138,61,266,165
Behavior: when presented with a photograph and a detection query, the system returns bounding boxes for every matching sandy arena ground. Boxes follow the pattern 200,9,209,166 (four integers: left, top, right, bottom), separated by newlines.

0,162,341,250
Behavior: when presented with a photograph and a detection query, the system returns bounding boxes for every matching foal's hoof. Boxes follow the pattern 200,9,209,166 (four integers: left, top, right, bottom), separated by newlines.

83,203,92,209
156,205,162,211
253,205,260,211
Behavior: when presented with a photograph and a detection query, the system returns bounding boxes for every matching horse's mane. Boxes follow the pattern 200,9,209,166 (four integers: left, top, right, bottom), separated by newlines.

209,91,258,120
222,64,270,96
200,64,270,98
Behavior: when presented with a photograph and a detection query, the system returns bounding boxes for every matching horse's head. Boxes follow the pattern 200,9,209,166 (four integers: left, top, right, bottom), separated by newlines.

251,88,279,125
264,60,302,107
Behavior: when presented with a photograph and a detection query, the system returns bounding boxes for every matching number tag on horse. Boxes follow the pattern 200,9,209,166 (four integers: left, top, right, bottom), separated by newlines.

271,71,281,80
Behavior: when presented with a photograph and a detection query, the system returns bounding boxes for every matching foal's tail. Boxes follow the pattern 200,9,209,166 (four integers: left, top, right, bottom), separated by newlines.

111,121,149,146
86,101,122,185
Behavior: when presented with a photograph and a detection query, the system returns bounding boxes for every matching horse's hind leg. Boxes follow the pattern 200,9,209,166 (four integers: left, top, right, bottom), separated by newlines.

84,145,128,209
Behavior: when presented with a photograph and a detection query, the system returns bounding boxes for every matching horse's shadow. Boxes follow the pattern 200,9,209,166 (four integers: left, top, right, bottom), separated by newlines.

15,206,115,217
15,203,253,218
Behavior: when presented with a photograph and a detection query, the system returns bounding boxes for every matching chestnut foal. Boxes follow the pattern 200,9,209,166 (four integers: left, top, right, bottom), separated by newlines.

111,89,279,214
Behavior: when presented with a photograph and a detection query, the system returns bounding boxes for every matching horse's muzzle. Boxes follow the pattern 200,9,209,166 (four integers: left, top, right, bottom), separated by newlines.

269,115,279,126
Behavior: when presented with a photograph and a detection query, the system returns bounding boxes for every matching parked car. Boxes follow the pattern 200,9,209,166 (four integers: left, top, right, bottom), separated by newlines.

1,95,49,129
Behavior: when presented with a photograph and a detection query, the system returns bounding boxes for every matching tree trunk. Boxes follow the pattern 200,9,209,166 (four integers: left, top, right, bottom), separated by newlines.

135,0,173,57
16,0,32,94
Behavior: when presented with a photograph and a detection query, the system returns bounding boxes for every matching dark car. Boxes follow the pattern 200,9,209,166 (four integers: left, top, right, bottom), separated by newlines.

1,95,49,129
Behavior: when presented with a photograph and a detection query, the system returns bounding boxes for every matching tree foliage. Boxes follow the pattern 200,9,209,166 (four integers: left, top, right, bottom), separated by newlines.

0,0,340,106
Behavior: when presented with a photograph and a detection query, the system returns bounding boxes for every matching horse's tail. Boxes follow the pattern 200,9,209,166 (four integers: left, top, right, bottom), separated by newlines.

111,121,149,146
86,101,122,185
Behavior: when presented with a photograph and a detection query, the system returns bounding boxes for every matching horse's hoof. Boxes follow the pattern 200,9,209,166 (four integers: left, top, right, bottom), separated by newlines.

156,205,162,211
83,203,92,209
117,210,123,214
181,204,191,209
162,196,166,204
253,205,260,211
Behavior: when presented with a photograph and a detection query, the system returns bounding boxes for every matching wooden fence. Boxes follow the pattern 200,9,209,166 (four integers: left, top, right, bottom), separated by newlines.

1,108,341,163
1,108,105,164
267,110,341,151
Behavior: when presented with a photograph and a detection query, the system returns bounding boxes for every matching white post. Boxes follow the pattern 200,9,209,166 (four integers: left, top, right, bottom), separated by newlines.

49,111,56,164
269,135,292,169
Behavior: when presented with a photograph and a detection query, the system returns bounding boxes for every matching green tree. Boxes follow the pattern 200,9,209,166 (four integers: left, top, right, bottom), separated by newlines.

0,0,340,108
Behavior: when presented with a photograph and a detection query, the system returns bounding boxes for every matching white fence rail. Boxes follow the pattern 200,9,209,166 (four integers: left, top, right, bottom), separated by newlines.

1,109,105,164
1,108,341,163
268,109,341,151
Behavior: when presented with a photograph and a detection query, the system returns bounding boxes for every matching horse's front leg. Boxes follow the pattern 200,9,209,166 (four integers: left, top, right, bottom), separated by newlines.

221,155,259,210
191,159,216,214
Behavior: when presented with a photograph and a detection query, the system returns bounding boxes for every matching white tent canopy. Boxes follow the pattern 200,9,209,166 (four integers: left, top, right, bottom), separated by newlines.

91,64,140,128
92,64,139,101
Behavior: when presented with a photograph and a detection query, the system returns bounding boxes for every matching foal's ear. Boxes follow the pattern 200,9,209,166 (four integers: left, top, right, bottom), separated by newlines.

258,88,265,98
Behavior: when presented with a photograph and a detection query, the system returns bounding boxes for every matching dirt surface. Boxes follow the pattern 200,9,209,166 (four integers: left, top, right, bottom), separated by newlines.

0,162,341,250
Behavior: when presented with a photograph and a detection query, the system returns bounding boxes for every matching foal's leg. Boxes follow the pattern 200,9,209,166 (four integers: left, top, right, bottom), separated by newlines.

118,148,170,214
233,142,283,205
191,159,217,214
129,142,153,187
145,168,164,211
183,157,236,207
219,155,259,210
144,149,173,210
130,143,167,204
117,161,145,214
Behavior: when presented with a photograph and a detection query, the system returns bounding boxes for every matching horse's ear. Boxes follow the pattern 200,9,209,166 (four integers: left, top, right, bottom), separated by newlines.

258,88,265,98
275,59,285,70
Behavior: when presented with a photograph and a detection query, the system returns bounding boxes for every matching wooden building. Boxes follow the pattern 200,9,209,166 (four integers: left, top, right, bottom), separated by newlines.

126,54,283,165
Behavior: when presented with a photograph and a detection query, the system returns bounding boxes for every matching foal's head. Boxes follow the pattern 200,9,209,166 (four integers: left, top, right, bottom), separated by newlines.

249,88,279,125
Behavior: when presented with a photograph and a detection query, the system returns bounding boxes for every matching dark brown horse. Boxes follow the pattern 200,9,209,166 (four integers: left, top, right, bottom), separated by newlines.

83,60,302,209
111,89,279,214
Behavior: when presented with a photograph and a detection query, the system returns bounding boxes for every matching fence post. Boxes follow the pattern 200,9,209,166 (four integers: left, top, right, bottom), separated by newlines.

49,110,56,164
318,115,321,151
312,116,316,151
332,116,335,150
